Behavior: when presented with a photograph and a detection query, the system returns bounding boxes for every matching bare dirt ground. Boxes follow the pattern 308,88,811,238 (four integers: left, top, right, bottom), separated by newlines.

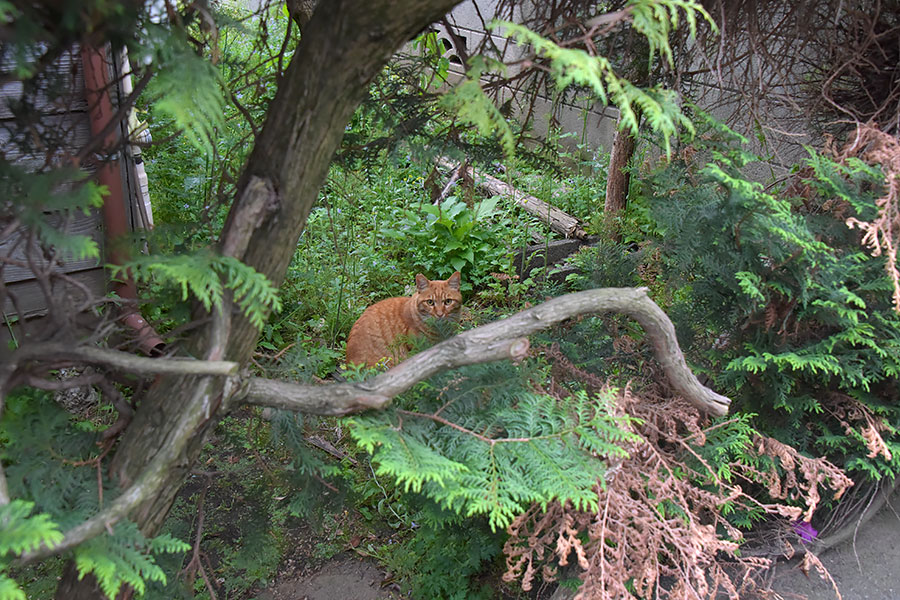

768,487,900,600
257,555,402,600
254,489,900,600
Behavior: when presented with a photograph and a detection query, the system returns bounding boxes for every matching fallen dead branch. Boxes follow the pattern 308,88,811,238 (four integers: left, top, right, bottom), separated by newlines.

439,157,588,241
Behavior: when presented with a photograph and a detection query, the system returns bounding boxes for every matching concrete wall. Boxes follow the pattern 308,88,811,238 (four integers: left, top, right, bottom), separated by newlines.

433,0,620,154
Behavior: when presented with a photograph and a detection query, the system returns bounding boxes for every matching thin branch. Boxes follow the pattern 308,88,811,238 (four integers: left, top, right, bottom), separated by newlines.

398,408,537,444
75,68,155,163
0,462,8,506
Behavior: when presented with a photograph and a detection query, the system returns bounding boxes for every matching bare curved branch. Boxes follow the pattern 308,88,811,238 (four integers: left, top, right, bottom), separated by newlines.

9,286,728,565
0,343,239,397
242,287,731,417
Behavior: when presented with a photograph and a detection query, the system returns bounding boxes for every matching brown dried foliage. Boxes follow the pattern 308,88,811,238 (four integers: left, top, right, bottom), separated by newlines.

824,393,894,462
502,352,853,599
832,124,900,312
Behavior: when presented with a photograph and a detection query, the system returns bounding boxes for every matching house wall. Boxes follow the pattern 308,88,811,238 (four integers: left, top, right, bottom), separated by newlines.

0,48,108,344
0,46,147,348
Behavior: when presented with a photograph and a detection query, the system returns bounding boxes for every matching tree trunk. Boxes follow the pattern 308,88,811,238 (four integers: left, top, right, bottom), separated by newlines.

603,30,648,242
604,116,638,241
57,0,465,596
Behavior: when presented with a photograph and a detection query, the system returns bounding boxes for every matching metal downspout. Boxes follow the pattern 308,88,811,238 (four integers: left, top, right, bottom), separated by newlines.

81,44,165,355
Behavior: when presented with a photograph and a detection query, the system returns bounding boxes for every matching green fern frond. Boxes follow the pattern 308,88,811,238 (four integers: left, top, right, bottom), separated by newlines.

147,533,191,555
0,500,63,555
111,250,281,329
0,575,26,600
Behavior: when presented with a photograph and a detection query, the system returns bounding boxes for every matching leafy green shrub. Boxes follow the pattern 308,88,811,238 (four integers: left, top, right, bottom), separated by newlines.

382,195,528,289
632,115,900,480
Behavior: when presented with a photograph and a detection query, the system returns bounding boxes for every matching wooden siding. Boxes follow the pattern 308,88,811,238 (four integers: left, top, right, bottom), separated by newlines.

1,47,108,329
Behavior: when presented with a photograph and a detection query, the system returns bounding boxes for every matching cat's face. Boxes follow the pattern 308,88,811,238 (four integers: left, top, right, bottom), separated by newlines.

413,271,462,320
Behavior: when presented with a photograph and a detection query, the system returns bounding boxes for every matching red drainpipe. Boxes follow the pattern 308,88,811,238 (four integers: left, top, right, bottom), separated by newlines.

81,44,165,355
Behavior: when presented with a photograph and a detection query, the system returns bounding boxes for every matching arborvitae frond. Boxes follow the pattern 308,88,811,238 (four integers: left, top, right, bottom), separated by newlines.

1,390,107,529
0,575,26,600
1,390,189,597
142,24,226,155
349,415,469,493
439,57,516,158
73,521,189,599
0,501,63,555
2,162,105,261
628,0,716,68
112,251,281,329
634,112,900,478
495,17,698,155
348,363,639,530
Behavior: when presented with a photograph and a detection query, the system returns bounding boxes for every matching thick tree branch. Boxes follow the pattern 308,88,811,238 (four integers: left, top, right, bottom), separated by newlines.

242,287,731,417
0,343,238,398
11,287,728,565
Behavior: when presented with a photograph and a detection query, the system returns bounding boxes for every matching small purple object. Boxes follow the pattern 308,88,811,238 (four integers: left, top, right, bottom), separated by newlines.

791,520,818,542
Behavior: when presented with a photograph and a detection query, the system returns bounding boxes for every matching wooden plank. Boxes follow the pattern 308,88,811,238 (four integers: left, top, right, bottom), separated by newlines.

0,110,92,166
438,157,587,241
0,49,87,119
0,210,103,284
2,267,106,322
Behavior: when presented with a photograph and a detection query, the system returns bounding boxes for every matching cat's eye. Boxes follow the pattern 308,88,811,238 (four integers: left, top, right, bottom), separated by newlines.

443,299,454,305
426,299,435,306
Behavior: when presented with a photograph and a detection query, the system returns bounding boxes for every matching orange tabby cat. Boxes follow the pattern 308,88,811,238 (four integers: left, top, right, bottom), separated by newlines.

345,271,462,368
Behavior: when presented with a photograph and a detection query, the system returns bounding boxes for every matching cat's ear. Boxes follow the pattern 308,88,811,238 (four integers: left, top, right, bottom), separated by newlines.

447,271,461,290
415,273,430,292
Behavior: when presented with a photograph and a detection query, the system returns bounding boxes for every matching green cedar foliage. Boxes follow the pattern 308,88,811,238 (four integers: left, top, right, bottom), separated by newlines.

73,522,189,599
383,513,504,600
0,501,64,600
110,251,282,330
0,389,189,598
347,361,641,531
438,56,517,158
137,24,226,155
493,0,715,156
268,409,345,519
634,113,900,480
1,162,106,263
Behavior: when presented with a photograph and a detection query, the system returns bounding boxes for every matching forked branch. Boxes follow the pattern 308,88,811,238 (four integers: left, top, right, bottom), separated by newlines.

9,286,729,566
242,287,731,417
